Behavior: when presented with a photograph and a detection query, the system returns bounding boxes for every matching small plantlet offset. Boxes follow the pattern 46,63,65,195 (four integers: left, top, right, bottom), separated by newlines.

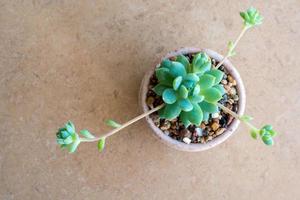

240,7,263,28
56,121,95,153
56,7,278,153
215,7,263,69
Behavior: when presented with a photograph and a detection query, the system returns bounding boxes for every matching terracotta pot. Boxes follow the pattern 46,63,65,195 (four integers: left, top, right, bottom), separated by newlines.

139,47,246,152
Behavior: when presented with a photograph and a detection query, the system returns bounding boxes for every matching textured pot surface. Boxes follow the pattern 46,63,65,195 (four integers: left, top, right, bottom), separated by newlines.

139,47,246,152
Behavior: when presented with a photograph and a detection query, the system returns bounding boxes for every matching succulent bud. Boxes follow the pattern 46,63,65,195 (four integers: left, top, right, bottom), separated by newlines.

240,7,263,28
56,121,80,153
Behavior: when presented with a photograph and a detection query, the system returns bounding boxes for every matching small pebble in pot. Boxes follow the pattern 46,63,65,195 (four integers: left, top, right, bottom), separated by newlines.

180,129,191,138
219,66,224,71
202,130,208,136
233,95,239,101
232,80,237,86
207,136,213,141
160,121,171,130
211,122,220,131
226,103,233,110
228,99,234,104
212,113,219,118
229,88,237,95
216,128,226,136
221,79,228,85
224,85,230,91
195,128,203,137
213,118,219,123
146,96,155,108
200,123,206,129
151,114,160,126
183,137,192,144
200,137,206,143
212,59,216,66
227,75,234,83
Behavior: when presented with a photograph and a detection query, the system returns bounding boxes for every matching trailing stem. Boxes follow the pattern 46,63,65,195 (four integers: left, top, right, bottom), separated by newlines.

214,26,248,69
216,102,258,131
80,104,165,143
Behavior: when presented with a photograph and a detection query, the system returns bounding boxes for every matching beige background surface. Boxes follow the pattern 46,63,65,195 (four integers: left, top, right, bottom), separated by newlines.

1,1,299,200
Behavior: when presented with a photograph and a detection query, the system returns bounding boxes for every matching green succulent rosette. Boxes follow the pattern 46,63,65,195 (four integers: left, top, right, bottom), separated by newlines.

153,52,225,127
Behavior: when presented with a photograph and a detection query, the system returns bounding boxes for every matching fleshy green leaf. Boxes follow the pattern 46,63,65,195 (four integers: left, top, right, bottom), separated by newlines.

262,134,273,146
192,52,211,74
61,130,70,138
203,111,209,122
160,59,172,68
205,69,224,85
166,61,187,77
178,85,188,99
57,138,65,144
189,95,204,103
193,84,200,96
173,76,183,90
240,115,253,122
68,136,80,153
79,129,95,139
105,120,122,128
63,137,73,144
269,130,277,137
153,84,168,96
162,89,177,104
98,138,106,152
184,73,199,83
201,88,222,103
179,112,192,128
250,129,257,139
182,80,194,89
228,41,236,57
213,84,226,95
262,125,273,131
259,129,267,136
199,74,216,90
178,99,193,112
199,101,218,113
176,55,190,72
162,103,181,120
66,121,75,133
155,68,173,86
158,107,165,118
184,103,203,126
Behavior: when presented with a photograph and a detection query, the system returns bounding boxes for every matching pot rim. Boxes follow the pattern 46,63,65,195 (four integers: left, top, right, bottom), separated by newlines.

139,47,246,152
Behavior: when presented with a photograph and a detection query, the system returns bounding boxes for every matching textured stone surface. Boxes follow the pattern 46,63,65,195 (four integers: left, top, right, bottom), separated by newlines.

0,1,299,199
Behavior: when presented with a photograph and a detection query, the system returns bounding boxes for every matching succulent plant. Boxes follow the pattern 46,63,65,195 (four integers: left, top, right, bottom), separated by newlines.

55,7,279,154
153,53,225,127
